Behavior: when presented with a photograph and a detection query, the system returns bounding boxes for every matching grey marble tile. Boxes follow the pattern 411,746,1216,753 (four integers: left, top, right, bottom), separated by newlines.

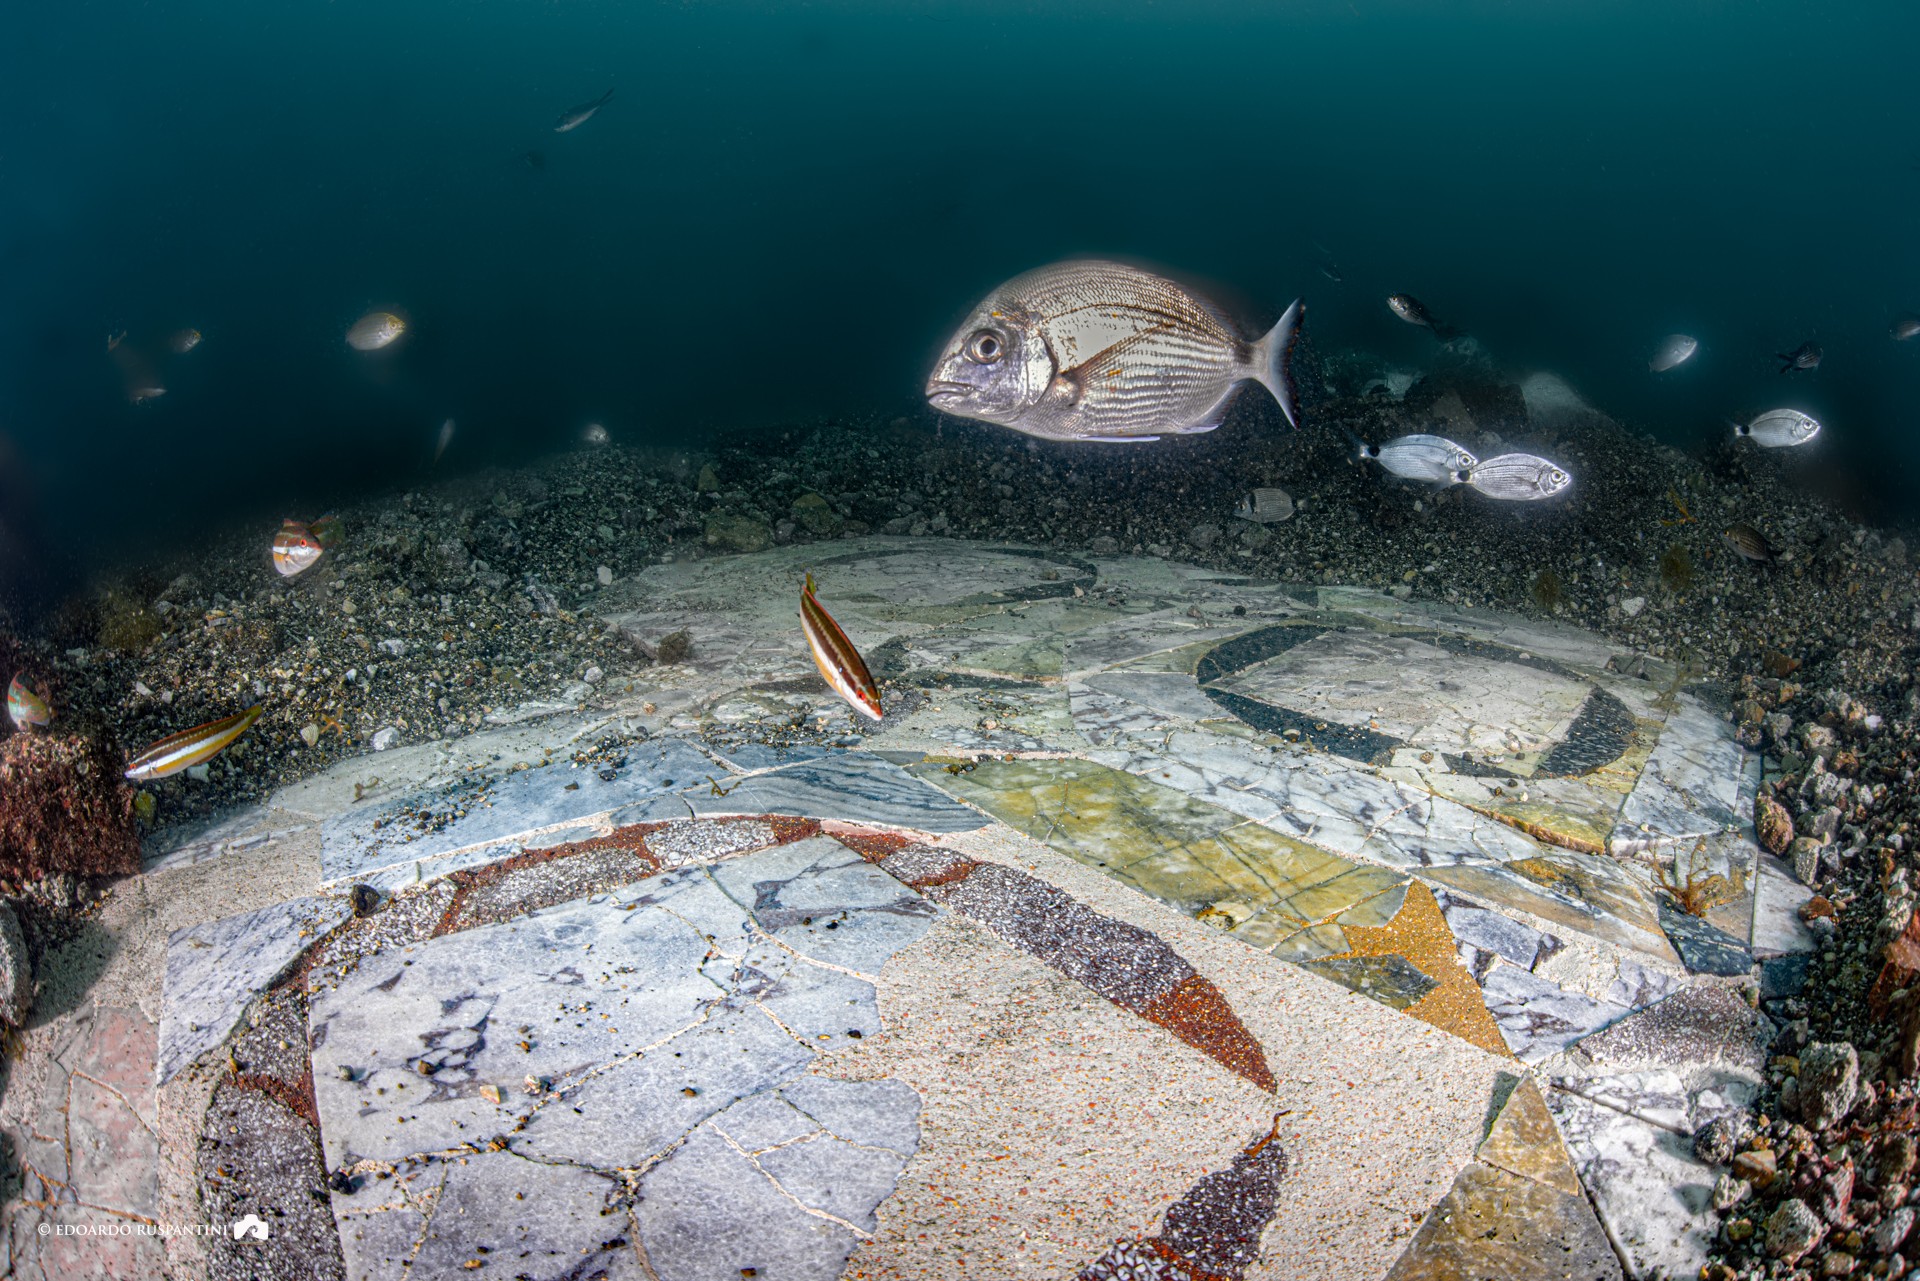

160,895,350,1084
1479,963,1632,1063
1432,887,1559,970
1549,1086,1717,1281
407,1153,646,1281
1602,959,1687,1011
320,738,723,885
307,843,932,1278
687,752,988,833
1089,730,1547,871
1081,671,1231,723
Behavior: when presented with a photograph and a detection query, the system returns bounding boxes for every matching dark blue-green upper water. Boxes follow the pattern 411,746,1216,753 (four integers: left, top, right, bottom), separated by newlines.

4,1,1915,587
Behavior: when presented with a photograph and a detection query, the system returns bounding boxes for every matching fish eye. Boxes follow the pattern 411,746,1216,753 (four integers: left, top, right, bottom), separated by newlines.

965,329,1005,364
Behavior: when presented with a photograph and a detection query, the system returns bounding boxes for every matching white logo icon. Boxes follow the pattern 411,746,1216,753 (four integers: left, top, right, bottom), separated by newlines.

232,1215,270,1241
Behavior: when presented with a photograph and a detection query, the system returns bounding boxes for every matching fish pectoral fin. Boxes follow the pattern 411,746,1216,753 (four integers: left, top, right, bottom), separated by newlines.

1055,324,1172,405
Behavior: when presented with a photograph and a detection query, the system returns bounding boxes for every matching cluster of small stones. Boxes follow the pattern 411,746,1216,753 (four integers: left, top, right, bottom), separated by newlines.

1702,682,1920,1279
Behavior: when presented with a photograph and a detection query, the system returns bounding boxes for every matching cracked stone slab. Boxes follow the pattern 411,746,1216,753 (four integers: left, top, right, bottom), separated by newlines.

688,752,989,832
319,737,721,886
1613,694,1759,851
160,894,351,1084
1479,963,1632,1063
1549,1085,1716,1280
310,841,930,1281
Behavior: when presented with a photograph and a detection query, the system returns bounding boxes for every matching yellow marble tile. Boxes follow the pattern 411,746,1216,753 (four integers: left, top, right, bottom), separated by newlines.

1332,882,1511,1057
1477,1077,1582,1197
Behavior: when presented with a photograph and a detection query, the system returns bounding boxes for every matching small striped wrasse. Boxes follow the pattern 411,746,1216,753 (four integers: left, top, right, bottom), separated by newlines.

7,676,51,731
272,519,323,577
124,705,263,782
799,573,882,722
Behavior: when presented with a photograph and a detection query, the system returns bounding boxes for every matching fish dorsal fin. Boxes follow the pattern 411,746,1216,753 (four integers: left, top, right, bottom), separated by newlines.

1053,323,1172,405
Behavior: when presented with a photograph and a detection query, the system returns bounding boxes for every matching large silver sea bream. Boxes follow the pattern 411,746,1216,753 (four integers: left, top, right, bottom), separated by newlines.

926,260,1302,442
1463,452,1572,501
1734,408,1821,448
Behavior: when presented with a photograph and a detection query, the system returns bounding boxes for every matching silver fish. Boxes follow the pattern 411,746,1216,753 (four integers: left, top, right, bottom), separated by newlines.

434,417,456,464
1893,315,1920,342
1734,409,1821,448
555,88,613,133
1649,334,1698,372
1357,433,1478,484
926,260,1302,442
1386,294,1459,339
582,422,610,446
1463,452,1572,501
347,311,406,351
1777,341,1821,372
1234,487,1293,523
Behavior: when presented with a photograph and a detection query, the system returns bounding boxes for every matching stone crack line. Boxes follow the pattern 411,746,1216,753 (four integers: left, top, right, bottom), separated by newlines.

742,920,883,984
711,1123,875,1241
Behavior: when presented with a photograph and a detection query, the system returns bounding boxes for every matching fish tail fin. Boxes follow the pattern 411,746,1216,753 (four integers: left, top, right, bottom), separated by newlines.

1728,419,1748,437
804,572,817,596
1339,424,1373,462
1249,300,1304,429
598,88,616,105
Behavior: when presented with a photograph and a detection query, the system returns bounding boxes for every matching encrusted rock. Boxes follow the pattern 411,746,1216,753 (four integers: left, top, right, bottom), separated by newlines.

1874,1207,1916,1255
1876,1133,1917,1186
656,630,692,666
790,492,843,537
1765,1198,1823,1262
0,901,31,1026
1694,1116,1741,1165
1801,723,1838,759
1713,1172,1752,1211
1188,523,1222,551
1756,794,1795,856
703,512,773,554
0,731,139,882
1734,1147,1779,1189
1799,1041,1860,1131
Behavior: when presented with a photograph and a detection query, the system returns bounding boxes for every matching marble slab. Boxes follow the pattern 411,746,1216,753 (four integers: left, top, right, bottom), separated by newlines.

311,842,930,1281
1751,853,1816,958
1550,1086,1717,1280
688,752,988,832
1479,964,1632,1063
1085,731,1549,871
160,895,350,1084
319,738,723,886
1613,695,1758,851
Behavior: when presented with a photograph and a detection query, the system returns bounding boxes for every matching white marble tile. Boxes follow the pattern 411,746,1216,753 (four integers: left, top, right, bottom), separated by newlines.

1090,730,1547,870
1479,962,1633,1063
1550,1086,1718,1281
1081,671,1227,723
1613,694,1759,851
1213,630,1591,760
1751,853,1816,957
160,895,350,1083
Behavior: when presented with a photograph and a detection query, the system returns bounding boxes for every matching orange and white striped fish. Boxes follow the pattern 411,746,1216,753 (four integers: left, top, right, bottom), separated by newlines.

799,573,882,722
7,675,51,731
272,519,323,577
124,705,263,782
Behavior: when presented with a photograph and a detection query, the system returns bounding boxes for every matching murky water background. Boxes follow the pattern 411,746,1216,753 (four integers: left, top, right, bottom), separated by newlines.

3,1,1915,587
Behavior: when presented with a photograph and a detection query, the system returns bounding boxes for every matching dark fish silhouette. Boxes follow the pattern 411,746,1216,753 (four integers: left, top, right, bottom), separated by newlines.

554,88,614,133
1777,340,1821,373
1387,293,1460,340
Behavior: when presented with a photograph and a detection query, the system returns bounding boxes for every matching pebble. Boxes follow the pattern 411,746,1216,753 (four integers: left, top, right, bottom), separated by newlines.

186,764,211,782
1765,1198,1823,1262
300,724,321,747
1621,596,1646,617
377,639,406,657
1873,1207,1915,1255
371,728,399,752
583,666,603,685
1800,1041,1860,1131
597,565,613,586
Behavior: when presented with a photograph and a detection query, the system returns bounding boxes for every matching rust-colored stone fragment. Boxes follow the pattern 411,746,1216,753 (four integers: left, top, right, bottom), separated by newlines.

766,814,822,844
0,730,138,881
1755,795,1794,856
434,825,667,936
1140,974,1277,1093
820,821,913,862
1868,911,1920,1018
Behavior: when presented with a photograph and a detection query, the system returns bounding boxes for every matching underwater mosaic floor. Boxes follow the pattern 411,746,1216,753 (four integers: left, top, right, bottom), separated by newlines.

10,539,1811,1280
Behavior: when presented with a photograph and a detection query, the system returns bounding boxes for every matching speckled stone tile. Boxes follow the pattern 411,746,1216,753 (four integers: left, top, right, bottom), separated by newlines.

160,894,351,1083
